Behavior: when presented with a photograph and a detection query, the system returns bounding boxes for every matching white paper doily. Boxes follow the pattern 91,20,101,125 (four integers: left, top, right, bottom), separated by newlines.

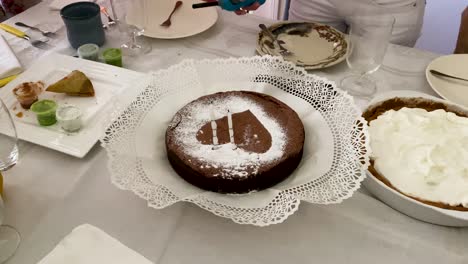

100,56,370,226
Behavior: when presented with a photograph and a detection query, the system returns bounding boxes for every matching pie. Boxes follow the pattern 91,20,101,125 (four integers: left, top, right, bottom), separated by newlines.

363,97,468,211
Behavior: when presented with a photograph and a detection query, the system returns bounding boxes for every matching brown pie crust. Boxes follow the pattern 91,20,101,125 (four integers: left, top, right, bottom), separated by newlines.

363,97,468,212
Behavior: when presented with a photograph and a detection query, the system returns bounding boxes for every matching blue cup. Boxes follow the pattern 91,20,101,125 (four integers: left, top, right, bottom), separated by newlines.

60,2,105,49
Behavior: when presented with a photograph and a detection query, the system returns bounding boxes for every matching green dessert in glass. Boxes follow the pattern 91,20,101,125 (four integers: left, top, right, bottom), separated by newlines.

78,43,99,61
30,100,58,126
103,48,122,67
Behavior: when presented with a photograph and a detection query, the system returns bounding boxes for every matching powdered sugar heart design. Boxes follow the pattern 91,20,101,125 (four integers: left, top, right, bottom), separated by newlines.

196,110,272,154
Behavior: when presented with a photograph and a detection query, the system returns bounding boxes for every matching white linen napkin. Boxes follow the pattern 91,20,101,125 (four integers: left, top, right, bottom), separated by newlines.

0,35,22,79
49,0,94,11
37,224,154,264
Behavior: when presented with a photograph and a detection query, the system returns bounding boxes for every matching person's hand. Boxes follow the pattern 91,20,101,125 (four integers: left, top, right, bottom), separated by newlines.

202,0,262,15
454,6,468,53
234,1,261,15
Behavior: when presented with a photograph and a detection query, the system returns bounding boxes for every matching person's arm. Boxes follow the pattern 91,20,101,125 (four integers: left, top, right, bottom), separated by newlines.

201,0,262,15
454,7,468,54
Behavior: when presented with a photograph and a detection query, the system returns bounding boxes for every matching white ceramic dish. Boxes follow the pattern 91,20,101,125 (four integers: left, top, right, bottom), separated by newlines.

363,90,468,226
426,54,468,108
126,0,218,39
0,53,143,158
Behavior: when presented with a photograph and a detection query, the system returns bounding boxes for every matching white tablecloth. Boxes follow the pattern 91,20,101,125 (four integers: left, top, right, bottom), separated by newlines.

1,1,467,263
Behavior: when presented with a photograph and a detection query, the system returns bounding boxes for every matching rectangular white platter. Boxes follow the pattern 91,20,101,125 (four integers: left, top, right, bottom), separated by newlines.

0,53,144,158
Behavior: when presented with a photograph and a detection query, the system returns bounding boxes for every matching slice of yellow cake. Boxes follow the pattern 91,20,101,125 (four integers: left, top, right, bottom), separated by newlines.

46,70,95,97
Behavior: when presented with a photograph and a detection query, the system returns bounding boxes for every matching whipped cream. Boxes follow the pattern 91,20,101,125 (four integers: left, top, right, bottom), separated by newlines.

369,107,468,208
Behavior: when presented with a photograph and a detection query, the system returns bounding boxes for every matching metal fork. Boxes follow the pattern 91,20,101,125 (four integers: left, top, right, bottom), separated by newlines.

0,23,50,49
22,35,50,49
14,22,56,38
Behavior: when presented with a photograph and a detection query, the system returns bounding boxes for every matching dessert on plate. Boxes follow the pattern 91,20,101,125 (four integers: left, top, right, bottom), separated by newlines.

30,99,58,126
165,91,305,194
363,97,468,211
46,70,95,97
12,81,44,109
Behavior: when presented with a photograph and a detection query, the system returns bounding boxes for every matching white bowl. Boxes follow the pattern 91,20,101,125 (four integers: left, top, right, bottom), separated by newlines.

363,90,468,227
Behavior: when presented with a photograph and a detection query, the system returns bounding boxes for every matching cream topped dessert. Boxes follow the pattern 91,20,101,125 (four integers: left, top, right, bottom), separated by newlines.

12,81,44,109
369,107,468,208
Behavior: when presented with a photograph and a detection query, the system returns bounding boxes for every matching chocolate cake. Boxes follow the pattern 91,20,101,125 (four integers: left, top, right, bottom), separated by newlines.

165,91,305,194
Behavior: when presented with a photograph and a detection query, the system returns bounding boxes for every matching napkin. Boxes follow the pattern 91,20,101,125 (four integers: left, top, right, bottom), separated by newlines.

37,224,154,264
0,35,22,80
49,0,95,10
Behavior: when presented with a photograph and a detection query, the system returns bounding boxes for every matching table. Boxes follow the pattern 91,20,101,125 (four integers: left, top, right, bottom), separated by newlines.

1,1,467,263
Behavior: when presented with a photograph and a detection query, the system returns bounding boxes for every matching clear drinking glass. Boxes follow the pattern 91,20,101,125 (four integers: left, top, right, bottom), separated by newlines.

341,15,395,97
109,0,152,56
0,98,20,263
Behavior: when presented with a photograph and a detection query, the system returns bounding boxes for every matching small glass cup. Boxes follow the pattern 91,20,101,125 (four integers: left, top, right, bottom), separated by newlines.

12,82,43,109
0,99,18,171
77,43,99,61
108,0,152,56
103,48,123,67
56,105,82,132
30,100,58,126
0,98,20,263
341,14,395,97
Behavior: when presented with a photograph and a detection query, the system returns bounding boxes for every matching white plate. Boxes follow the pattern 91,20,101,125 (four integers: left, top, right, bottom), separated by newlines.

426,54,468,108
0,53,143,158
126,0,218,39
101,56,370,226
363,90,468,227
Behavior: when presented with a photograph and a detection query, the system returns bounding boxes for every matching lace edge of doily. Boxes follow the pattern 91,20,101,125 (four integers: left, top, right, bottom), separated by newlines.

101,56,371,225
187,194,302,227
106,153,301,226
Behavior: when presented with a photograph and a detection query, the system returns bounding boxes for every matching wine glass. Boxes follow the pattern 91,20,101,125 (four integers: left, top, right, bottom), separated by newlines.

0,98,20,263
341,15,395,97
108,0,152,56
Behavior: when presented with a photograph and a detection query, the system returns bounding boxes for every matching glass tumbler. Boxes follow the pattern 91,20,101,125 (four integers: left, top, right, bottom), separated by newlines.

341,15,395,97
0,98,20,263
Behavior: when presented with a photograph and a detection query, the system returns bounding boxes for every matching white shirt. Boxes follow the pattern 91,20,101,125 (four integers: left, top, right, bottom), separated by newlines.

289,0,426,47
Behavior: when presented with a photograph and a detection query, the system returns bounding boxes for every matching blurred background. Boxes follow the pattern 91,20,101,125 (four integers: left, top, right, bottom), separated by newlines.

1,0,466,54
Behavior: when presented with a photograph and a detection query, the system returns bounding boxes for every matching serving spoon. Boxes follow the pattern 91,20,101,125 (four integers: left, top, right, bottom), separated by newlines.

160,1,183,27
